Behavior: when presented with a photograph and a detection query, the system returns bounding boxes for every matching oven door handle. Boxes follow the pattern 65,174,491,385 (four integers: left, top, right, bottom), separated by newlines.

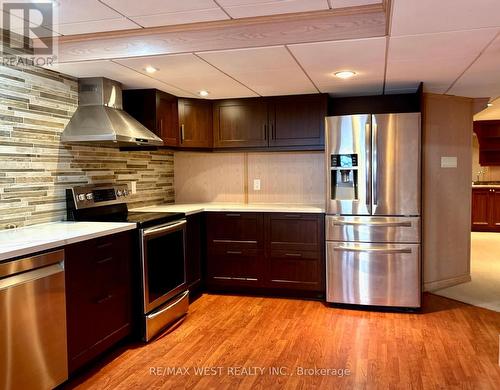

143,220,186,238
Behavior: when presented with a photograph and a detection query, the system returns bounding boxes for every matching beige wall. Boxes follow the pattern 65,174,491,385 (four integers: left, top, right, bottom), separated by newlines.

423,93,474,291
0,64,174,229
174,151,324,205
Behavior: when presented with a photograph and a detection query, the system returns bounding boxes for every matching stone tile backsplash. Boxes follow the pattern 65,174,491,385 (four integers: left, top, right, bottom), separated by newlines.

0,63,174,229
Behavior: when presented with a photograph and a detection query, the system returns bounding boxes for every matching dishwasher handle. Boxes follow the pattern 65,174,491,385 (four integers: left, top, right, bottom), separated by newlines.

0,249,64,279
0,263,64,291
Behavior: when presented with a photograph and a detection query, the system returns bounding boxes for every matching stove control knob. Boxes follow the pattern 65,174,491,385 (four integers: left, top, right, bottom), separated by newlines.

85,193,93,200
117,190,123,197
77,194,85,201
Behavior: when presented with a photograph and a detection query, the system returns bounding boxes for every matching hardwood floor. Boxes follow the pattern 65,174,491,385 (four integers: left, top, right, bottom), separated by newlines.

64,293,500,389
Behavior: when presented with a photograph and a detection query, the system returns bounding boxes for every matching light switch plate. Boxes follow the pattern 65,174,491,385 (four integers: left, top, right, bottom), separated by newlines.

253,179,261,191
441,157,457,168
130,181,137,194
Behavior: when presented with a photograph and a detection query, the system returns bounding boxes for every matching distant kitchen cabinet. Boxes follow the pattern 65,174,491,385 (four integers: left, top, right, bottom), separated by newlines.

472,187,500,232
205,212,324,297
213,94,327,150
65,231,134,374
473,120,500,165
123,89,212,148
186,213,204,298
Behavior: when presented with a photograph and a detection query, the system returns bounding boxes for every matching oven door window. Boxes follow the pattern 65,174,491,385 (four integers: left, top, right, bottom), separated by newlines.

144,228,186,307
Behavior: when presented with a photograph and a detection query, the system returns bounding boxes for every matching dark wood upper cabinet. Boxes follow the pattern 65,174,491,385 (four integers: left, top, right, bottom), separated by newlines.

123,89,212,148
473,120,500,165
178,98,213,148
269,94,327,147
213,94,327,149
213,98,268,148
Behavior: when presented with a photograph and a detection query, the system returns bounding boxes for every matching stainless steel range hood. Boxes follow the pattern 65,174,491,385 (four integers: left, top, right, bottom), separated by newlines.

61,77,163,147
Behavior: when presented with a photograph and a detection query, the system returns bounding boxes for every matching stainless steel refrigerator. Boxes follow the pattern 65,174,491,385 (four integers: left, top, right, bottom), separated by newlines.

325,113,421,308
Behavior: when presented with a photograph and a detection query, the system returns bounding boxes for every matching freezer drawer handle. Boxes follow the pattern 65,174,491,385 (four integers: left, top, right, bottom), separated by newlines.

332,221,412,227
334,247,412,254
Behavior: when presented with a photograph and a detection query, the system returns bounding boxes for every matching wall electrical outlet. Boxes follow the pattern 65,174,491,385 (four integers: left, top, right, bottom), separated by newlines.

253,179,261,191
130,181,137,194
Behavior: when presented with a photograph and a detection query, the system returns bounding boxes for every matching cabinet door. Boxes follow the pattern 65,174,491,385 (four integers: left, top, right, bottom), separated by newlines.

205,212,264,286
157,92,179,147
471,188,491,231
213,99,268,148
65,232,133,374
490,189,500,231
186,214,203,296
178,98,213,148
269,94,327,147
265,213,324,292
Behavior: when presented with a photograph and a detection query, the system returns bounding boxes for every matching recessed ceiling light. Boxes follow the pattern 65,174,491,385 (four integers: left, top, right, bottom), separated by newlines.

334,71,356,79
144,66,158,74
487,103,493,107
198,90,209,97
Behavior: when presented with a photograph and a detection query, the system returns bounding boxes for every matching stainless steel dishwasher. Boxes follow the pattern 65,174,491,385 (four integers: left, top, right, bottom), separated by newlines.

0,250,68,390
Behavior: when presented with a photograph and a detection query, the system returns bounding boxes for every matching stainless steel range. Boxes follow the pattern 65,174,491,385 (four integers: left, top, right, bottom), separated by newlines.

66,184,189,341
325,113,422,309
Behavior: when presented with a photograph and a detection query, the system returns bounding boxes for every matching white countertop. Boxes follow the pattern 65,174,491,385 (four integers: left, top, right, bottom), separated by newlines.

131,202,325,215
0,221,137,262
472,184,500,188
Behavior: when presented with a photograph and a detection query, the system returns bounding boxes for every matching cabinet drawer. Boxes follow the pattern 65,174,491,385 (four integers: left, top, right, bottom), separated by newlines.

266,213,322,251
209,242,261,257
207,253,263,281
206,212,263,242
270,249,319,260
268,257,322,290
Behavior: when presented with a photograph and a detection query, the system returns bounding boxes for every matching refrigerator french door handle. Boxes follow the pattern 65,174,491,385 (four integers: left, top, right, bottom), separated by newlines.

372,117,379,207
365,121,371,208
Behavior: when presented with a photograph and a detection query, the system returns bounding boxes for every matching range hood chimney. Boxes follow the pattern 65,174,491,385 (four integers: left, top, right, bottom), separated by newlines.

61,77,163,147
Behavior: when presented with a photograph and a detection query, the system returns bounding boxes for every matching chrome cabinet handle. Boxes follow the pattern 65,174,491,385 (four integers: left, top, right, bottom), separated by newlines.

96,294,113,304
180,124,185,143
285,253,302,258
226,250,242,255
334,246,412,254
225,213,241,217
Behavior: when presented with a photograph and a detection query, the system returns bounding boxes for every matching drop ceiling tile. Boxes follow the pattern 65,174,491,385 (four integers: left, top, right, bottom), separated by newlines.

131,8,229,28
288,37,386,96
330,0,382,8
55,18,139,36
449,33,500,98
385,29,499,94
391,0,500,36
197,46,317,96
115,54,258,99
49,60,193,97
218,0,329,18
100,0,220,17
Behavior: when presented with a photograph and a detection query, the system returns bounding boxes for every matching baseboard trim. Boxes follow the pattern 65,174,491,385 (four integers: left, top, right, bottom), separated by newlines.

424,274,471,292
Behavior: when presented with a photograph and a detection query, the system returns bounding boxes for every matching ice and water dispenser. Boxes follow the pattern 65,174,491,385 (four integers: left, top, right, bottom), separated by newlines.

330,153,358,200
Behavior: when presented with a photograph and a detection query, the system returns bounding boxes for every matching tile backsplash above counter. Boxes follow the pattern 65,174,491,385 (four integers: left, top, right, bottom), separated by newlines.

0,64,174,229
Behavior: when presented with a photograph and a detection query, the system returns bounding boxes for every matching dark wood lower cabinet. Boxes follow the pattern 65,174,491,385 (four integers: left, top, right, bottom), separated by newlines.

65,231,134,374
186,214,203,298
205,212,324,297
471,187,500,232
